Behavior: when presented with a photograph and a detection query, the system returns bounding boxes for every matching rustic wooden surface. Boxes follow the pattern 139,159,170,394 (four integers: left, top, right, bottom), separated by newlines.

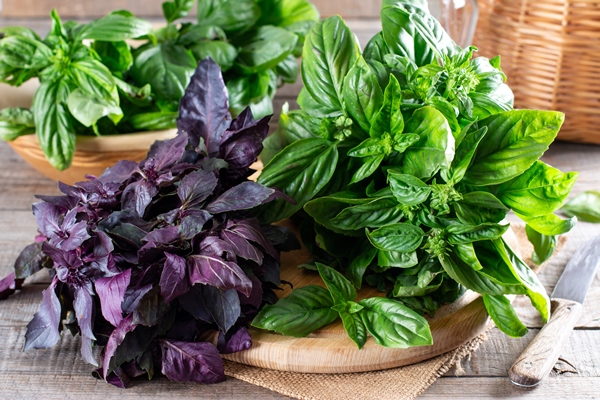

2,13,600,400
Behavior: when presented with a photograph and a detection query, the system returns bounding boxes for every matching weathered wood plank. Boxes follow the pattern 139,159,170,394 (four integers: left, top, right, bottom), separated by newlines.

422,376,600,399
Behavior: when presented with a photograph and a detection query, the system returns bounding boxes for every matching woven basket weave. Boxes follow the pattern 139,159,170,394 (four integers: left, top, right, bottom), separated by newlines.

474,0,600,144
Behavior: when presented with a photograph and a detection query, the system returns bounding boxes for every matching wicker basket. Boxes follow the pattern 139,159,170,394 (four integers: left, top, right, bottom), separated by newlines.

474,0,600,144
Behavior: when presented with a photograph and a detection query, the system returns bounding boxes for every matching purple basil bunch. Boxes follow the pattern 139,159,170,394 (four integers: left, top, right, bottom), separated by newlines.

1,58,298,387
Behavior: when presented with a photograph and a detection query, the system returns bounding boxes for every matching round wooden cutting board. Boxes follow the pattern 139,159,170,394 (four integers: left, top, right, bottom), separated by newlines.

223,222,516,374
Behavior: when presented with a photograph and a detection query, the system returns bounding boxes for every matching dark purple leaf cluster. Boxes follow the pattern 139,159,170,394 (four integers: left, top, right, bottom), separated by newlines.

3,59,299,387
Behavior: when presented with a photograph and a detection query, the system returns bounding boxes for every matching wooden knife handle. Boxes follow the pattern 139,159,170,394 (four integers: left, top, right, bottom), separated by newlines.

509,298,583,387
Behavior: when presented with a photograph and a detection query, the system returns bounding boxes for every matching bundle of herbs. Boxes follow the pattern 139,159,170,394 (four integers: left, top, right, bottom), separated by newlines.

253,0,577,348
0,0,318,170
0,58,299,387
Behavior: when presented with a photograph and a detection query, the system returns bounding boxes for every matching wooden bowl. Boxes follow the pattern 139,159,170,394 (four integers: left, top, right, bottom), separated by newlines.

8,130,177,185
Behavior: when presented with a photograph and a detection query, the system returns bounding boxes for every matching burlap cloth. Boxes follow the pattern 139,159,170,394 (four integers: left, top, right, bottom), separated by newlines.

223,223,565,400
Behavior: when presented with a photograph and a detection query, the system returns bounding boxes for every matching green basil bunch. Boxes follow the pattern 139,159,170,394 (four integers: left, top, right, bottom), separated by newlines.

0,0,319,171
254,0,577,345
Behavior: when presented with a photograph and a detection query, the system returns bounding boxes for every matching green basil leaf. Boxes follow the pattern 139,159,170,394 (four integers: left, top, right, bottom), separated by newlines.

276,54,299,84
189,40,238,72
67,88,123,127
561,191,600,223
469,92,513,120
251,285,338,337
367,223,424,252
0,26,40,40
387,170,431,206
492,238,550,322
399,106,454,179
439,252,513,295
392,274,442,297
454,201,508,226
348,137,389,158
70,59,119,104
278,105,320,143
227,70,276,117
496,161,578,218
197,0,260,34
482,294,528,338
33,78,76,171
447,223,509,244
350,154,384,184
426,96,461,137
461,192,508,210
316,263,357,304
369,74,404,138
525,224,557,265
347,240,378,289
343,56,384,135
516,212,576,236
363,31,389,64
304,192,370,235
256,0,319,27
378,250,418,269
463,110,564,186
0,35,53,70
452,242,483,271
78,14,153,41
0,119,35,141
162,0,195,23
236,26,298,74
131,42,196,101
301,16,359,116
447,126,487,184
257,138,339,223
92,41,133,73
358,297,432,348
331,196,403,230
128,111,178,131
340,311,367,349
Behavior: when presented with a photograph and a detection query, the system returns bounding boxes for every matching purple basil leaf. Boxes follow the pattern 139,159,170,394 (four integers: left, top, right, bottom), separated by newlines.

205,182,275,214
107,223,148,250
144,133,188,172
219,114,271,182
121,179,158,217
14,242,46,279
260,255,281,286
226,218,278,259
105,366,130,388
42,242,84,282
95,269,132,327
178,285,212,323
57,221,90,251
32,202,63,238
122,359,146,379
58,181,81,197
227,107,255,132
217,326,252,354
157,209,181,225
83,231,116,277
177,169,218,208
263,187,297,206
98,160,138,184
102,314,137,378
98,210,157,232
74,285,98,366
199,236,236,261
188,254,252,297
160,253,190,303
238,275,263,309
0,272,23,300
24,277,61,350
160,340,225,384
177,58,232,154
132,286,171,327
34,194,79,209
143,226,180,244
220,229,263,264
179,209,212,240
122,284,153,314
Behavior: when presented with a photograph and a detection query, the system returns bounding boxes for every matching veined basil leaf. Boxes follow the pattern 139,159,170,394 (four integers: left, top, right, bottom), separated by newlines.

367,223,424,252
387,170,431,206
251,285,338,337
347,240,378,289
378,250,418,269
452,242,483,270
162,0,195,23
304,192,370,236
77,14,152,41
446,126,487,184
0,35,52,70
258,138,339,223
482,294,528,337
301,16,359,116
343,56,384,135
316,263,356,304
256,0,319,27
92,41,133,73
463,110,564,186
67,88,123,127
197,0,260,34
525,224,557,265
330,196,402,230
561,191,600,223
236,26,298,74
358,297,432,348
439,252,513,295
447,223,509,244
188,40,238,72
392,274,442,297
400,106,454,179
369,74,403,138
340,311,367,349
516,212,576,236
0,108,35,141
350,154,384,184
496,160,578,218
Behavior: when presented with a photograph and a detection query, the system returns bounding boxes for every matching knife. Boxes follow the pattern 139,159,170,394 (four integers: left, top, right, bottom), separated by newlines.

509,234,600,387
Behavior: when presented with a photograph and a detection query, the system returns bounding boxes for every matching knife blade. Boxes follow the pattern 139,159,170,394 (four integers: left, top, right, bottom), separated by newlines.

509,234,600,387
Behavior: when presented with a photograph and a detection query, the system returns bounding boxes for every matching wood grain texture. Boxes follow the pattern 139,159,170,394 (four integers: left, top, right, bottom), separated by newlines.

509,298,584,387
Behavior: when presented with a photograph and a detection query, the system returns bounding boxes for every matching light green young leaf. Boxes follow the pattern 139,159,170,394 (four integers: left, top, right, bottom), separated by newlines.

77,14,153,41
516,212,576,236
67,88,123,127
369,74,404,138
561,191,600,223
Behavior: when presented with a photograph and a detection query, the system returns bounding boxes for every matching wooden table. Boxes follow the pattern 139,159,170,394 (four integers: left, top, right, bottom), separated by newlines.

0,139,599,399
